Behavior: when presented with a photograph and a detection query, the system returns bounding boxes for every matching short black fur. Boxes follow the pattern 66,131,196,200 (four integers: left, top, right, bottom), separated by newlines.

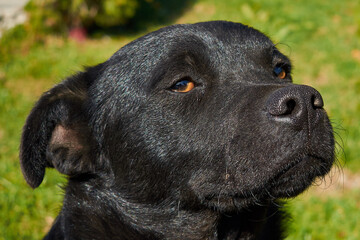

20,21,335,240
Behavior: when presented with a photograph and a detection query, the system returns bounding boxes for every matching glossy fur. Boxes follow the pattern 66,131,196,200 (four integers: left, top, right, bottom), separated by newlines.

20,21,335,239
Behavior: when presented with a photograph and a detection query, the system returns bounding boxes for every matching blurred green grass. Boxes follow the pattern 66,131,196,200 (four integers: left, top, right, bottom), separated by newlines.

287,189,360,240
1,0,359,239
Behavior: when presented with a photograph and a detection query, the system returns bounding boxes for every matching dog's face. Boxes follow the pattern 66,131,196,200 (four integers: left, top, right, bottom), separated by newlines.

20,21,334,213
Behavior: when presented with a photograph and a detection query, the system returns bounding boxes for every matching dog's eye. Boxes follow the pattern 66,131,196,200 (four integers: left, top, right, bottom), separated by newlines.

169,78,195,93
274,66,287,79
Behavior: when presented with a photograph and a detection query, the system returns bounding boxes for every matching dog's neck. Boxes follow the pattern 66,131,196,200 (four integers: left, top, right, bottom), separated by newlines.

47,181,279,240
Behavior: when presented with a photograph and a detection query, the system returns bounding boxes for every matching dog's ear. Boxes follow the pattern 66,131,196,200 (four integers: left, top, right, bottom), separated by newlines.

20,67,101,188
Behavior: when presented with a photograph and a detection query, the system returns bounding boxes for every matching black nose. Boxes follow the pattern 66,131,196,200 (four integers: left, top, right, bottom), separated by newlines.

266,85,324,129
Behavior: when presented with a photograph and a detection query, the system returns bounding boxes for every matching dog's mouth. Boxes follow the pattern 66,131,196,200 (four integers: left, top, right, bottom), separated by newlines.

196,153,334,212
268,154,333,197
271,153,324,183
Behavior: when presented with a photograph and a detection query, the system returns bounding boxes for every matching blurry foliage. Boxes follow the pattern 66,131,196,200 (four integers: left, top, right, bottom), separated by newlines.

25,0,139,33
0,25,29,65
23,0,194,34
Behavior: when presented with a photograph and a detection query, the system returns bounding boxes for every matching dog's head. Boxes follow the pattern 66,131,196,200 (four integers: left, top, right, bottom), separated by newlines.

20,21,334,212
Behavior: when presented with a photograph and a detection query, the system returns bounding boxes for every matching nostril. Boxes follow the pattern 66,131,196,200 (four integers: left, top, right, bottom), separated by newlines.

267,97,297,116
285,99,296,115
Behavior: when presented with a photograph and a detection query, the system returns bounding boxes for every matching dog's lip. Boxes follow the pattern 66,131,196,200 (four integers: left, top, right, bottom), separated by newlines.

221,154,325,195
275,155,306,178
269,153,334,192
199,154,331,209
273,154,325,179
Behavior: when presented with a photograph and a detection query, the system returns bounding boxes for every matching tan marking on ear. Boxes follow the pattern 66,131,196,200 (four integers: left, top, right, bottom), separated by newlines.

50,125,84,151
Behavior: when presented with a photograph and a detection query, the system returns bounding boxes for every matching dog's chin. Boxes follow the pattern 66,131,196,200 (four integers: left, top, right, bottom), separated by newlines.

199,155,333,212
269,154,333,198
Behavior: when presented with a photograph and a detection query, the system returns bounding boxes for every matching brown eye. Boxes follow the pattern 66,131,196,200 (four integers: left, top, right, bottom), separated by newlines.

170,78,195,93
274,66,287,79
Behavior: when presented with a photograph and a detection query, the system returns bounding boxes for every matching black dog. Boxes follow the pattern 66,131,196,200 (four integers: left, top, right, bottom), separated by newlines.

20,21,335,239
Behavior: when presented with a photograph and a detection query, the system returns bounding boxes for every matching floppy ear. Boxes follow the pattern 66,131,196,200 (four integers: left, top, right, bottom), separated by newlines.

20,68,99,188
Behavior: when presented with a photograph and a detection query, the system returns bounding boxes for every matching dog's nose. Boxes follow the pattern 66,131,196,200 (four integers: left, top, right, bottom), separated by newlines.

265,85,324,128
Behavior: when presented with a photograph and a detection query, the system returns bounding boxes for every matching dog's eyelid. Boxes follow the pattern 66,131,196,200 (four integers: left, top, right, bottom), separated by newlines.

274,61,290,68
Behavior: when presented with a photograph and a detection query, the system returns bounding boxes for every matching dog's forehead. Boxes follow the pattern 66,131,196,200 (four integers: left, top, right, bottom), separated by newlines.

194,21,274,49
110,21,274,63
